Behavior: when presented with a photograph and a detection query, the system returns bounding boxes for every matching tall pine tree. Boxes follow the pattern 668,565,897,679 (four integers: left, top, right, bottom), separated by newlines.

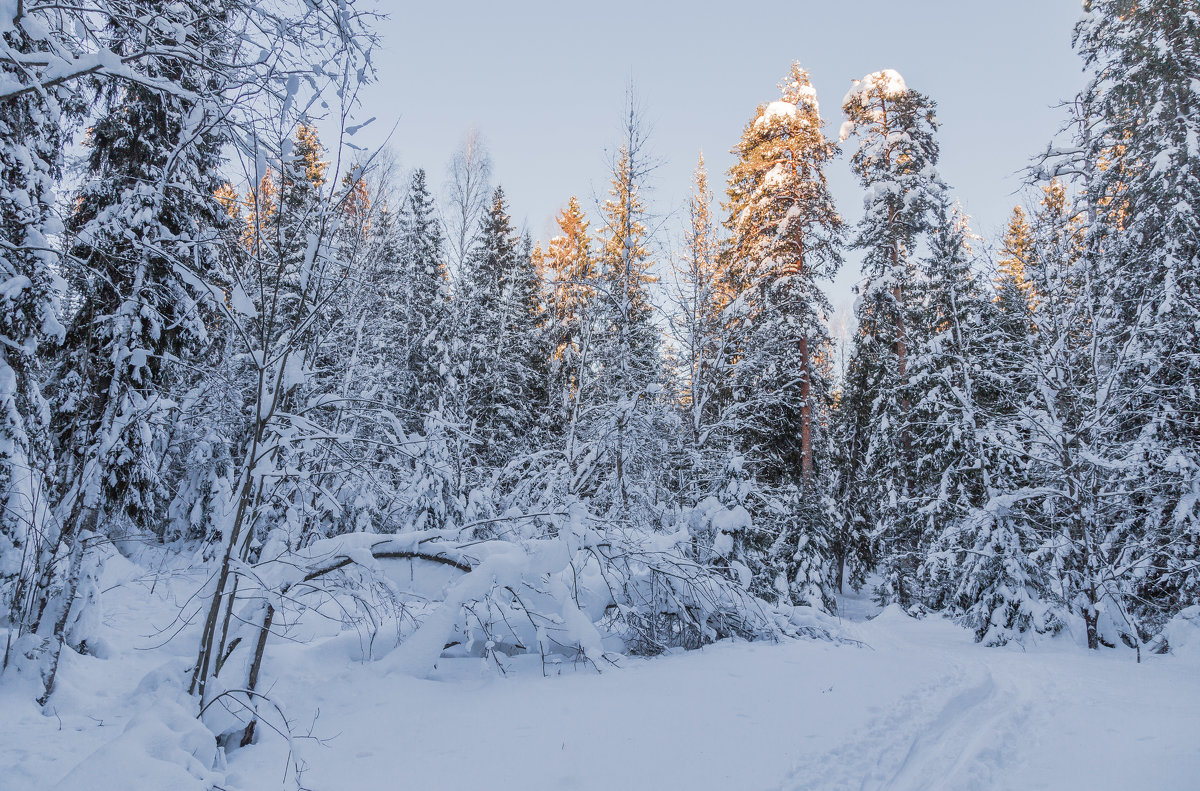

722,64,844,607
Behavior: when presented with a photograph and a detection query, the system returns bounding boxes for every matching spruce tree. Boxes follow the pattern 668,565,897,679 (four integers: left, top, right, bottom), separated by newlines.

34,0,233,704
909,199,1056,641
53,1,231,537
997,206,1037,307
539,196,598,440
906,201,990,612
1020,176,1121,649
1075,0,1200,634
460,187,547,473
830,342,877,593
398,169,453,427
270,124,330,350
839,69,945,607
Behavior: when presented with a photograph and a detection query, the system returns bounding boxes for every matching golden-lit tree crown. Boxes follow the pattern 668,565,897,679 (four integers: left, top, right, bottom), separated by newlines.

997,206,1036,304
601,145,657,303
291,123,329,189
723,63,841,292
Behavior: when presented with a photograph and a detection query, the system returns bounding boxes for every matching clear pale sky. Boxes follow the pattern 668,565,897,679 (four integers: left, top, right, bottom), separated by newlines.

347,0,1086,318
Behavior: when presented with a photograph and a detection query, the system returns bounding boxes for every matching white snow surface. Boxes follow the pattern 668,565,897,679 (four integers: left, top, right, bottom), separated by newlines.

3,553,1199,791
758,100,800,127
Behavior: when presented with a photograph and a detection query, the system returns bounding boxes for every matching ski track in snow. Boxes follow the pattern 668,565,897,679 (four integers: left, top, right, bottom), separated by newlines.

783,661,1029,791
782,591,1036,791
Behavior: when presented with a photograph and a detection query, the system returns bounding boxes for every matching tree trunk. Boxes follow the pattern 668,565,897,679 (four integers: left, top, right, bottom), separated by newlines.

1083,605,1100,651
37,519,92,706
239,602,275,747
799,335,812,482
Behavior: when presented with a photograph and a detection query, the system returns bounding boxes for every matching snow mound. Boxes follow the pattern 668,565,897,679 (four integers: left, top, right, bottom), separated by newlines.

1160,605,1200,657
54,662,219,791
870,603,916,624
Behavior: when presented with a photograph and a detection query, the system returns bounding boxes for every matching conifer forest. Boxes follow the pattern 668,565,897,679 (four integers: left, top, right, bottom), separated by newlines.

1,2,1199,789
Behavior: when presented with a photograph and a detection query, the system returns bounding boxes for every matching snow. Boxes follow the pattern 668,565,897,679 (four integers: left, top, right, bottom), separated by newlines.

843,69,909,107
4,551,1198,791
229,283,257,318
758,100,799,126
0,274,32,299
841,69,910,140
712,504,751,533
790,83,820,113
222,593,1200,791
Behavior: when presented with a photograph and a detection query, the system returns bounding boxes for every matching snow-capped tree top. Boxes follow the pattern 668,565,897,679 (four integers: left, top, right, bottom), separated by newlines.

777,62,821,115
782,83,820,114
842,69,908,106
755,100,801,129
840,69,911,141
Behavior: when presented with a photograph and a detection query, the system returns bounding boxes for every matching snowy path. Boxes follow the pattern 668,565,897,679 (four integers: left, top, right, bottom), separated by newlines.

224,599,1200,791
784,614,1034,790
4,560,1200,791
782,604,1199,791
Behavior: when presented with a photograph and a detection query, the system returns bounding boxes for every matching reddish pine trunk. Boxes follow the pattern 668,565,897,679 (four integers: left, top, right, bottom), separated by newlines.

799,335,813,482
796,237,813,484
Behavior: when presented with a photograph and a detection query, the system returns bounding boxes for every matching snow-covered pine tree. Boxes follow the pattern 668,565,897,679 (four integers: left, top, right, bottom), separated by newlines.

839,69,945,607
517,227,551,437
52,0,231,537
1017,173,1128,650
270,123,330,350
0,16,72,666
990,205,1040,429
907,200,991,610
389,168,464,532
35,0,233,704
397,169,453,427
829,333,878,594
721,64,844,608
335,190,405,530
1074,0,1200,637
997,206,1037,307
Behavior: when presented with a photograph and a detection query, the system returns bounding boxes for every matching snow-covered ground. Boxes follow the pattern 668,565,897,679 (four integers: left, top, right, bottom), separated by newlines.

4,552,1199,791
